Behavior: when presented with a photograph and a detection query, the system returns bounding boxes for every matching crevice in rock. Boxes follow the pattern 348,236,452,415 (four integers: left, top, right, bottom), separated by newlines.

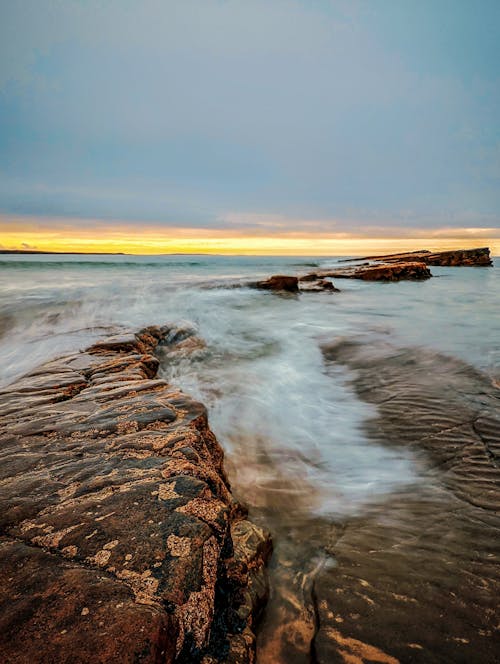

309,576,321,664
472,418,500,468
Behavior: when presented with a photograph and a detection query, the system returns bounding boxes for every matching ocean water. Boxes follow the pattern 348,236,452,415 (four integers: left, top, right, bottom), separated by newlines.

0,253,499,519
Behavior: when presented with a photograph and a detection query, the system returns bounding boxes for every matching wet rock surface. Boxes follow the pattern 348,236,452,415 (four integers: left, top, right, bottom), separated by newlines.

309,341,500,664
297,277,340,292
314,261,432,281
254,275,299,292
246,341,499,664
0,326,271,663
344,246,493,267
252,274,340,293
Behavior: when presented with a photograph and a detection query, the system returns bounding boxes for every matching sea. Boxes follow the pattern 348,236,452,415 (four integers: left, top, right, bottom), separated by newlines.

0,253,498,519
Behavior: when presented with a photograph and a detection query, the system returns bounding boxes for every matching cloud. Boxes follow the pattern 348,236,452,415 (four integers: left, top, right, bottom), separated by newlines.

0,1,499,231
2,213,499,240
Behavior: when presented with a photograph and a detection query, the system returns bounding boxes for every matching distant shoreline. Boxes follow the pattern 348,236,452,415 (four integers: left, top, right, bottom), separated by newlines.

0,250,126,255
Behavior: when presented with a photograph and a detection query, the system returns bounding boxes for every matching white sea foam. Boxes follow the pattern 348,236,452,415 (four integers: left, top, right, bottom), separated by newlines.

1,254,498,517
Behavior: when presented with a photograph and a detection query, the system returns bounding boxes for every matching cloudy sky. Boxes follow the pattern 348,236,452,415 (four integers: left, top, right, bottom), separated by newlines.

0,0,499,252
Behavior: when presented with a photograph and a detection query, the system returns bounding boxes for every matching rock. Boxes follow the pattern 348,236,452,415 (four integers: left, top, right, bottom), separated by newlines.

0,326,271,663
297,273,319,282
254,340,500,663
226,520,272,663
310,340,500,664
343,247,492,267
299,279,340,292
315,261,432,281
0,538,176,664
421,247,492,266
254,275,299,292
254,274,339,293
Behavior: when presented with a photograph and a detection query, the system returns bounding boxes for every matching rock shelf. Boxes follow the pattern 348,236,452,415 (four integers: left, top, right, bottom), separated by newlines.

343,247,492,267
0,326,271,664
311,261,432,281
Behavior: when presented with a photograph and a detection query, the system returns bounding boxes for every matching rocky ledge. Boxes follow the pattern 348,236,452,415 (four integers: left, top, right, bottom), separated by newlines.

250,247,492,289
250,257,441,291
254,274,339,293
344,246,492,267
253,262,432,288
310,260,432,281
0,326,271,664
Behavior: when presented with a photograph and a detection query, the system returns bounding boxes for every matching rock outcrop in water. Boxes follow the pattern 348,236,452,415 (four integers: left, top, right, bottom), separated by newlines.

255,275,299,292
310,261,432,281
0,326,271,663
248,247,491,291
254,274,340,293
344,246,493,267
298,278,340,292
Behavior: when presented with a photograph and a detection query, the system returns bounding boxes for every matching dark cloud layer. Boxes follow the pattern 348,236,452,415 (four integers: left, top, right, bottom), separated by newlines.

1,0,499,233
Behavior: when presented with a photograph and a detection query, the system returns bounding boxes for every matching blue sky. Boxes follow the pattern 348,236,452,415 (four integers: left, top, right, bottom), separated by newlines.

1,0,499,237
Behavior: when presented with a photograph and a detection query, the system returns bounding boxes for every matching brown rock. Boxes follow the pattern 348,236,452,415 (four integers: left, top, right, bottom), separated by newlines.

344,246,492,267
255,275,299,292
254,341,500,664
310,340,500,664
297,273,319,282
0,325,270,663
226,520,272,663
422,247,492,266
315,261,432,281
0,538,176,664
299,278,340,292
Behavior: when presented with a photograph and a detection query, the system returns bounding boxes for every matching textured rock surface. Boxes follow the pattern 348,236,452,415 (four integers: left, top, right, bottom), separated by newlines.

344,247,493,267
255,275,299,292
252,341,499,664
298,277,340,292
0,326,271,663
253,274,340,293
311,341,500,664
314,261,432,281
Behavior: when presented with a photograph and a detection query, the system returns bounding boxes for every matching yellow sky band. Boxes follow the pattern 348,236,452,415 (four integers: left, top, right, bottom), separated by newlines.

1,219,498,255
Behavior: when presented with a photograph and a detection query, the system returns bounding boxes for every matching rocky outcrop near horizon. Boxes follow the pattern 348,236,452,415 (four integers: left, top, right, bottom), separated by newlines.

343,246,493,267
252,260,433,291
311,261,432,281
0,326,271,663
251,246,492,289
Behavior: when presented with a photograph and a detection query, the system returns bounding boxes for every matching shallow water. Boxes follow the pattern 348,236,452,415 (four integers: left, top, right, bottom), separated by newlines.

1,253,499,660
1,254,498,509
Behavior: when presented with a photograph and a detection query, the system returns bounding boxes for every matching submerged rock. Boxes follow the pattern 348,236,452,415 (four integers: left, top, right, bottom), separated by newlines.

252,340,499,664
307,340,500,664
0,326,271,663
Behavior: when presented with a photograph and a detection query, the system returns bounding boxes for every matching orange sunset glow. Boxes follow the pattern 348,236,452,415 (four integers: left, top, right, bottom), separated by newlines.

1,217,499,256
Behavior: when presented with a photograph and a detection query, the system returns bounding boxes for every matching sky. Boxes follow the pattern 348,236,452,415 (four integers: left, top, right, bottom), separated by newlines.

0,0,499,254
